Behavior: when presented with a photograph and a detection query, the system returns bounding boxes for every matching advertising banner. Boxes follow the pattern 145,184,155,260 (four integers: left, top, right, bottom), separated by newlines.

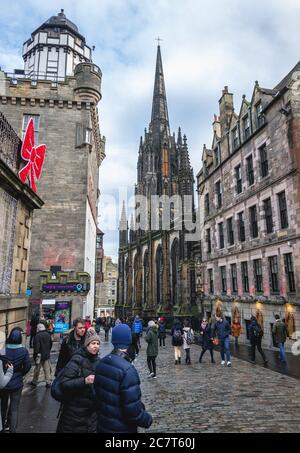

54,301,72,333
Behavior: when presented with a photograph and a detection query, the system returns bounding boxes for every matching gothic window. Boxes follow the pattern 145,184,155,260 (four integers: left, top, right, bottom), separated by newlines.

171,240,179,306
156,246,163,306
124,258,128,305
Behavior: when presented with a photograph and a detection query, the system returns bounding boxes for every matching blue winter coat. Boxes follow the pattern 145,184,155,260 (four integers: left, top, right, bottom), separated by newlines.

212,320,231,340
94,350,152,433
132,319,143,335
4,346,31,390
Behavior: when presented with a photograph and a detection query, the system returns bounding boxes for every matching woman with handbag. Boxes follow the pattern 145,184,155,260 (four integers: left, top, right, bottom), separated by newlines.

199,319,215,364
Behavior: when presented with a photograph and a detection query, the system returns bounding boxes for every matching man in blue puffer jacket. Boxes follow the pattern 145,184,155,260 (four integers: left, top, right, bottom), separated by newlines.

1,327,31,432
94,324,152,433
132,315,143,348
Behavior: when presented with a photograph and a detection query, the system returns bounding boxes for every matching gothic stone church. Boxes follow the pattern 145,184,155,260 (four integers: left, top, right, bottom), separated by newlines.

116,46,197,321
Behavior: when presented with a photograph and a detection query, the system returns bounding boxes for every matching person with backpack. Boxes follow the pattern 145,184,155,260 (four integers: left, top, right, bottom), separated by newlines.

56,329,100,433
212,315,232,367
158,317,166,348
248,316,268,365
171,319,184,365
199,318,215,363
145,321,159,378
132,315,143,348
1,327,31,433
183,319,194,365
94,323,152,433
272,315,289,363
30,323,53,388
0,355,13,432
55,317,86,376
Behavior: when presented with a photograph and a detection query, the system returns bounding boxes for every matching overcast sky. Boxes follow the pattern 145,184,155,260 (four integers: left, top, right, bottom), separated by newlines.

0,0,300,261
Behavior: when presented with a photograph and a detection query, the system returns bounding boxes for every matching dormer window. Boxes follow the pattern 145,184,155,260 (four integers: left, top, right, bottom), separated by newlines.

256,101,265,128
232,127,239,150
214,144,221,167
243,115,250,140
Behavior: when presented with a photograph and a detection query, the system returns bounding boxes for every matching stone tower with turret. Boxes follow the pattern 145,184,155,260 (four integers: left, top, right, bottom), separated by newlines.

0,10,106,320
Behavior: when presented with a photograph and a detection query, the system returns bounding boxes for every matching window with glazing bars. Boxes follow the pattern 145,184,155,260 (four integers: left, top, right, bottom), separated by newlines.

243,115,250,140
235,164,242,194
246,154,254,186
208,269,214,294
232,127,239,149
260,144,269,177
256,102,265,128
278,191,289,229
263,198,273,233
227,217,234,245
218,222,224,249
238,212,245,242
215,181,222,208
253,259,263,292
206,228,211,253
269,256,279,293
249,205,258,238
205,193,210,216
231,264,238,293
284,253,296,293
22,114,40,144
220,266,227,293
241,261,249,292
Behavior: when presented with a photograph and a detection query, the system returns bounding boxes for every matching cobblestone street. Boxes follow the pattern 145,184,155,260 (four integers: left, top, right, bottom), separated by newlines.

17,330,300,433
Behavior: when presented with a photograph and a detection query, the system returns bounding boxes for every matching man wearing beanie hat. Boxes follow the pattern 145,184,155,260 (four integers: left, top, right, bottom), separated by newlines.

30,323,53,388
94,324,153,433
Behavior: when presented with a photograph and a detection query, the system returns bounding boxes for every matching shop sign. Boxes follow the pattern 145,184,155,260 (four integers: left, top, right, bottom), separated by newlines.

42,283,90,292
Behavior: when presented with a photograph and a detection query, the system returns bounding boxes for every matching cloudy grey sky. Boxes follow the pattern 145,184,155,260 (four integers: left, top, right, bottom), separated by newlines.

1,0,299,261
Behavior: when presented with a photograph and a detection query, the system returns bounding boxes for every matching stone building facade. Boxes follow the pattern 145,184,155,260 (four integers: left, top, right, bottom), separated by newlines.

96,256,118,317
94,228,104,317
117,46,196,322
197,62,300,349
0,11,105,321
0,112,43,337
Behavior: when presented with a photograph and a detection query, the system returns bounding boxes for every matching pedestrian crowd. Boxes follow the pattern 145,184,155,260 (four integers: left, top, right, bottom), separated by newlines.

0,310,290,433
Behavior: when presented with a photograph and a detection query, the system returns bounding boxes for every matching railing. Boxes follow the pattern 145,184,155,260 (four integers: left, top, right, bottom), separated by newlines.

5,70,66,86
0,112,21,173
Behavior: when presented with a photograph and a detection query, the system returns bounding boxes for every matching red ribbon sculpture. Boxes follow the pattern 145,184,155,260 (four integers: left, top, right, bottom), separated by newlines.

19,118,46,193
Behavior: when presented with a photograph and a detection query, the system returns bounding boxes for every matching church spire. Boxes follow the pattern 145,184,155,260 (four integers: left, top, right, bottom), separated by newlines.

149,45,170,138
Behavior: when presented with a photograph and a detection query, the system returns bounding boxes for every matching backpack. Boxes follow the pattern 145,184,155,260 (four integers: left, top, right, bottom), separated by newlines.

253,324,263,338
186,329,194,346
172,328,183,344
51,368,66,403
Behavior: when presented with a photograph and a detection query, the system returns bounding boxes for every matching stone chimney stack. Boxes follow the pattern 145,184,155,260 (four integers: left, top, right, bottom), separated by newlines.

218,86,234,136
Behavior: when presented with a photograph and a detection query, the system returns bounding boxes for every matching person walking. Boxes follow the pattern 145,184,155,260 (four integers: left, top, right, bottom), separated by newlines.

272,315,289,363
29,312,40,348
231,321,242,348
0,355,13,432
199,318,215,363
30,323,53,388
171,319,184,365
158,317,166,348
1,328,31,433
212,315,232,367
127,331,139,362
132,315,143,348
182,319,194,365
55,317,86,376
94,324,152,433
248,316,268,365
145,321,159,378
56,329,100,433
103,316,111,342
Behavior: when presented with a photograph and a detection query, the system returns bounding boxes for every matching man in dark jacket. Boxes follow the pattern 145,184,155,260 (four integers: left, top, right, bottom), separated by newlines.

1,328,31,433
272,315,288,363
29,312,39,348
94,324,152,433
212,315,232,367
248,316,268,365
30,323,53,388
55,317,86,376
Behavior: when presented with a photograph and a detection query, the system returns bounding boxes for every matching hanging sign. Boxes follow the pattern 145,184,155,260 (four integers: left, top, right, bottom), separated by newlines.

19,118,46,193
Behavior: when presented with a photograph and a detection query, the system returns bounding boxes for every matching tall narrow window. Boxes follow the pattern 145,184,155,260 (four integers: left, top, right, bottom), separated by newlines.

241,261,249,292
278,191,288,229
249,205,258,238
263,198,273,233
208,269,214,294
206,228,211,253
227,217,234,245
243,115,250,140
214,145,221,167
215,181,222,209
260,144,269,177
284,253,296,293
246,154,254,186
235,164,242,194
269,256,279,293
22,114,40,144
218,222,224,249
205,193,210,216
220,266,227,294
231,264,238,293
253,259,263,293
238,212,245,242
256,101,265,128
232,127,239,149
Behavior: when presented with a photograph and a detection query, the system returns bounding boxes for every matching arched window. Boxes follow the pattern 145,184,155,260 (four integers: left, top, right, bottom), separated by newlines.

143,251,149,306
171,239,179,306
156,246,163,306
